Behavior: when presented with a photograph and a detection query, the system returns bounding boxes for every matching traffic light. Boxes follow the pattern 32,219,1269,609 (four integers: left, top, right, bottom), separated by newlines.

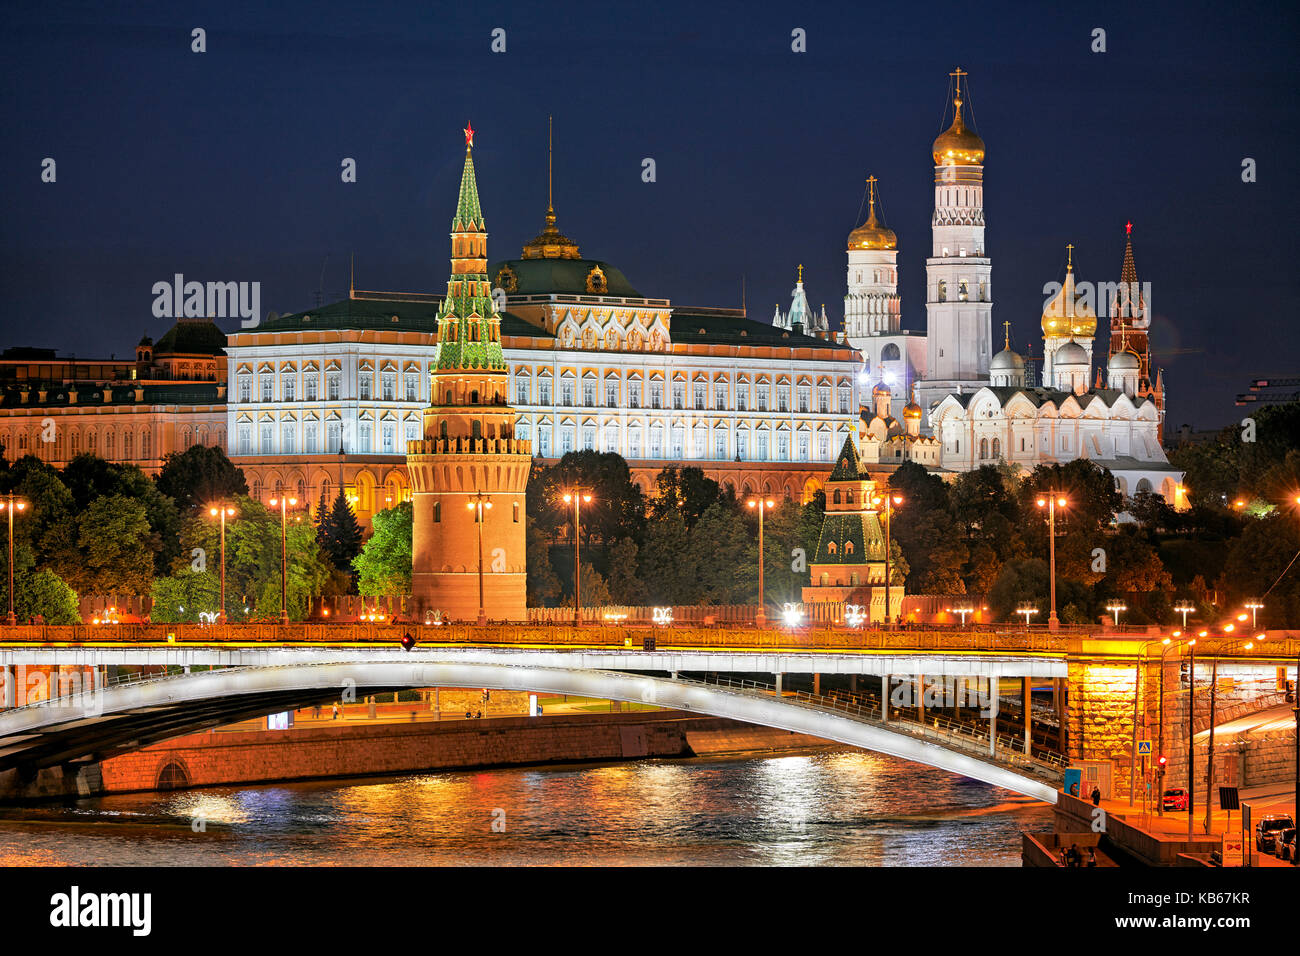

400,632,416,652
1157,754,1167,774
1287,681,1295,704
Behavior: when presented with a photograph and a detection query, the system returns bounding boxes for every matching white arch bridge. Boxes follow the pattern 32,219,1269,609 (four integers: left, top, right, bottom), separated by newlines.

0,647,1066,802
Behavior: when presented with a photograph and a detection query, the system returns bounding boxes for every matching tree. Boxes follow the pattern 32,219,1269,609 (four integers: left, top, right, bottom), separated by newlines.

605,537,648,605
525,516,563,607
318,489,363,585
156,445,249,514
1219,513,1300,626
61,494,155,596
639,509,696,604
651,466,720,529
689,502,756,604
526,452,645,546
150,570,221,623
353,501,413,596
577,562,612,607
11,569,80,624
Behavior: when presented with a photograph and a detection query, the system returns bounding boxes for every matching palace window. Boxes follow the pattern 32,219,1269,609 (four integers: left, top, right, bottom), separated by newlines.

629,388,640,409
260,424,273,454
282,424,295,454
561,429,573,454
382,372,396,401
327,421,341,451
938,280,947,302
562,383,573,406
405,373,419,402
694,385,705,410
539,381,551,405
757,434,769,459
797,387,809,413
819,388,829,414
738,390,748,412
327,373,340,401
261,377,273,402
239,375,251,402
306,377,318,401
818,436,829,459
670,427,683,458
651,384,663,409
284,378,295,402
538,430,551,457
517,381,529,405
583,383,595,406
382,424,395,454
606,383,618,407
798,435,809,460
306,423,318,454
359,376,371,400
715,433,726,459
959,280,969,302
583,426,596,451
628,429,641,457
715,386,726,411
238,427,251,455
673,384,684,410
778,387,789,413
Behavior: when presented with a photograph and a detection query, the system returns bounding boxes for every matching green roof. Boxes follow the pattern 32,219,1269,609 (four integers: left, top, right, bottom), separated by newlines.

489,258,642,298
815,511,886,565
258,297,442,333
154,319,227,356
672,310,857,351
453,146,486,231
827,435,863,481
1,382,223,408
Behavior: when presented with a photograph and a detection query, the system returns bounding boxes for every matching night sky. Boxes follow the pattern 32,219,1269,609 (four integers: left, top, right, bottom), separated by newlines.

2,0,1296,430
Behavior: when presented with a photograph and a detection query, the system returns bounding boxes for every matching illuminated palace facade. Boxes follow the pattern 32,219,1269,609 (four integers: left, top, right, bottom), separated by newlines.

221,133,863,525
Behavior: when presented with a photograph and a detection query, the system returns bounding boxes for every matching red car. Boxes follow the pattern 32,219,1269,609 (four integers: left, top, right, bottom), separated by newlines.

1162,787,1188,811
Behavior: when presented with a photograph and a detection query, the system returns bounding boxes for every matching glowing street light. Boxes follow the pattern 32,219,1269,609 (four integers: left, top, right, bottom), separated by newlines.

561,489,592,626
207,503,237,622
871,492,904,626
845,604,867,628
1173,602,1196,629
781,603,803,628
951,606,975,626
1244,601,1264,629
1015,604,1039,628
746,496,776,626
467,491,494,627
0,492,27,626
1035,494,1068,631
1106,602,1128,627
269,487,299,625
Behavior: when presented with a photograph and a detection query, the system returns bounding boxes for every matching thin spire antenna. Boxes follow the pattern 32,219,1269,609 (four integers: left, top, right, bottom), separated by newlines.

547,115,553,215
349,253,355,297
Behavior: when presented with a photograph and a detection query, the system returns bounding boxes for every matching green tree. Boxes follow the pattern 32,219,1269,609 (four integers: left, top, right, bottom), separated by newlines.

605,537,647,605
61,494,155,596
149,569,221,623
1219,513,1300,627
689,502,757,604
353,501,413,596
525,516,563,607
639,508,696,604
155,445,249,514
577,562,612,607
526,452,646,547
651,466,720,529
11,569,80,624
318,489,362,586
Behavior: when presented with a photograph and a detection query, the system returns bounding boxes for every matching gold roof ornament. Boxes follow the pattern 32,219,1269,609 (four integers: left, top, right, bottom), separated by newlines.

903,383,923,420
847,175,898,250
1041,243,1097,338
522,115,582,259
931,68,986,166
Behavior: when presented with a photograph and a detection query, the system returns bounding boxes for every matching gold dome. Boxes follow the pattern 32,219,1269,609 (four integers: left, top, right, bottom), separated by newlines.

931,87,985,166
903,400,922,421
848,177,897,250
1041,255,1097,338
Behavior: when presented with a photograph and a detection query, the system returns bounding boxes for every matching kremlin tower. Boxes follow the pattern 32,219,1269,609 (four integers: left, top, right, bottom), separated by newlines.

1108,223,1165,436
918,68,993,422
408,123,531,623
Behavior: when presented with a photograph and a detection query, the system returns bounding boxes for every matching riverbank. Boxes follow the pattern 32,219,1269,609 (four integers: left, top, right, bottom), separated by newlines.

0,709,839,801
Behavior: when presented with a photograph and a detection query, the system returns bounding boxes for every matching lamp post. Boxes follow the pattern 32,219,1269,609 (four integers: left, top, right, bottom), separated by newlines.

1187,635,1201,840
1106,602,1128,627
1015,605,1039,629
467,491,493,627
268,488,299,625
951,606,975,626
1243,602,1263,630
1,493,27,626
1174,602,1196,630
1035,494,1068,631
208,504,237,622
872,493,903,626
1202,634,1260,834
561,489,591,626
1129,638,1167,807
746,496,776,626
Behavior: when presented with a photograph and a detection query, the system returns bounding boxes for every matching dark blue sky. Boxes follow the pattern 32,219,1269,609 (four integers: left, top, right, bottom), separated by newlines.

2,0,1296,429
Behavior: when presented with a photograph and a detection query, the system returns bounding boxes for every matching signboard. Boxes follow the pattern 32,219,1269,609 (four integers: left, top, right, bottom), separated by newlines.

529,694,539,717
1219,786,1240,811
266,711,294,731
1222,833,1244,867
1137,740,1152,755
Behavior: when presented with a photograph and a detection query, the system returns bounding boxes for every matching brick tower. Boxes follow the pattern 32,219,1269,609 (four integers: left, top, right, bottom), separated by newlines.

408,123,531,623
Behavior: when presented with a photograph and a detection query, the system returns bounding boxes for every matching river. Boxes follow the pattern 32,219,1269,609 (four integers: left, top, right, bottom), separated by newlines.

0,749,1052,866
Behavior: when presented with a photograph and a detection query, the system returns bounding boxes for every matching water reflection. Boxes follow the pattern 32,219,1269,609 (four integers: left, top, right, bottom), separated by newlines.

0,750,1051,866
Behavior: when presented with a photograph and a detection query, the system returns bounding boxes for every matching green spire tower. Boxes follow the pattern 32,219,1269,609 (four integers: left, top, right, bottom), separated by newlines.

436,121,506,372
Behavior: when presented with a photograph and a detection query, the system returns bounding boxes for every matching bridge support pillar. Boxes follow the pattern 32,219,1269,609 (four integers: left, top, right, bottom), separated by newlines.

882,674,890,722
1023,676,1032,755
1,666,12,709
917,674,925,725
989,677,1000,756
775,673,782,695
813,673,820,696
850,675,857,693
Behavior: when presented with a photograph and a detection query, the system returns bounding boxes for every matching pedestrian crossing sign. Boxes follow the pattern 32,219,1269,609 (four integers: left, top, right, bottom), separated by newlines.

1137,740,1152,755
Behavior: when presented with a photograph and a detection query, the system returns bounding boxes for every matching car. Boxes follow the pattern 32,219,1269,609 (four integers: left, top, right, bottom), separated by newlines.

1162,787,1188,811
1255,814,1294,853
1273,827,1296,861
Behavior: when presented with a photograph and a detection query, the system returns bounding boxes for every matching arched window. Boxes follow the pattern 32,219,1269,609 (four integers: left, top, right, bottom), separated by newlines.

980,437,989,459
881,343,901,362
833,489,841,504
846,490,854,504
845,541,854,555
828,541,837,555
434,501,441,522
991,438,1001,458
937,280,947,302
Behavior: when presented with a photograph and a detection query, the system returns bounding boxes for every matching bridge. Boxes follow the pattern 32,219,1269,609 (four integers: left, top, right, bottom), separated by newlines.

0,624,1294,806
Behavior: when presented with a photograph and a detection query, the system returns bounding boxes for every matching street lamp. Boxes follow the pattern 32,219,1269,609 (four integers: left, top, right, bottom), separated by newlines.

871,492,903,626
1035,494,1068,631
467,491,494,627
560,489,591,626
268,488,299,625
951,606,975,626
1015,605,1039,628
1244,602,1264,630
1129,637,1169,808
207,503,237,622
1173,602,1196,629
1106,602,1128,627
1186,636,1198,840
0,493,27,626
1201,634,1262,834
746,496,776,626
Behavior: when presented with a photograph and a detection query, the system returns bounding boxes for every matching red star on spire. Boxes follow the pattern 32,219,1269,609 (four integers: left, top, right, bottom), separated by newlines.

464,121,475,148
1125,220,1133,235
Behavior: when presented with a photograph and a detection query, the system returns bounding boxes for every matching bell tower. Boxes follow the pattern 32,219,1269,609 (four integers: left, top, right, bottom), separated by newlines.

408,123,531,623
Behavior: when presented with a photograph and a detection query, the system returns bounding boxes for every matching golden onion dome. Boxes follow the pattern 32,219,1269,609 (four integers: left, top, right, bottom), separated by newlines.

1041,261,1097,338
848,202,897,251
931,93,986,166
903,400,922,421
